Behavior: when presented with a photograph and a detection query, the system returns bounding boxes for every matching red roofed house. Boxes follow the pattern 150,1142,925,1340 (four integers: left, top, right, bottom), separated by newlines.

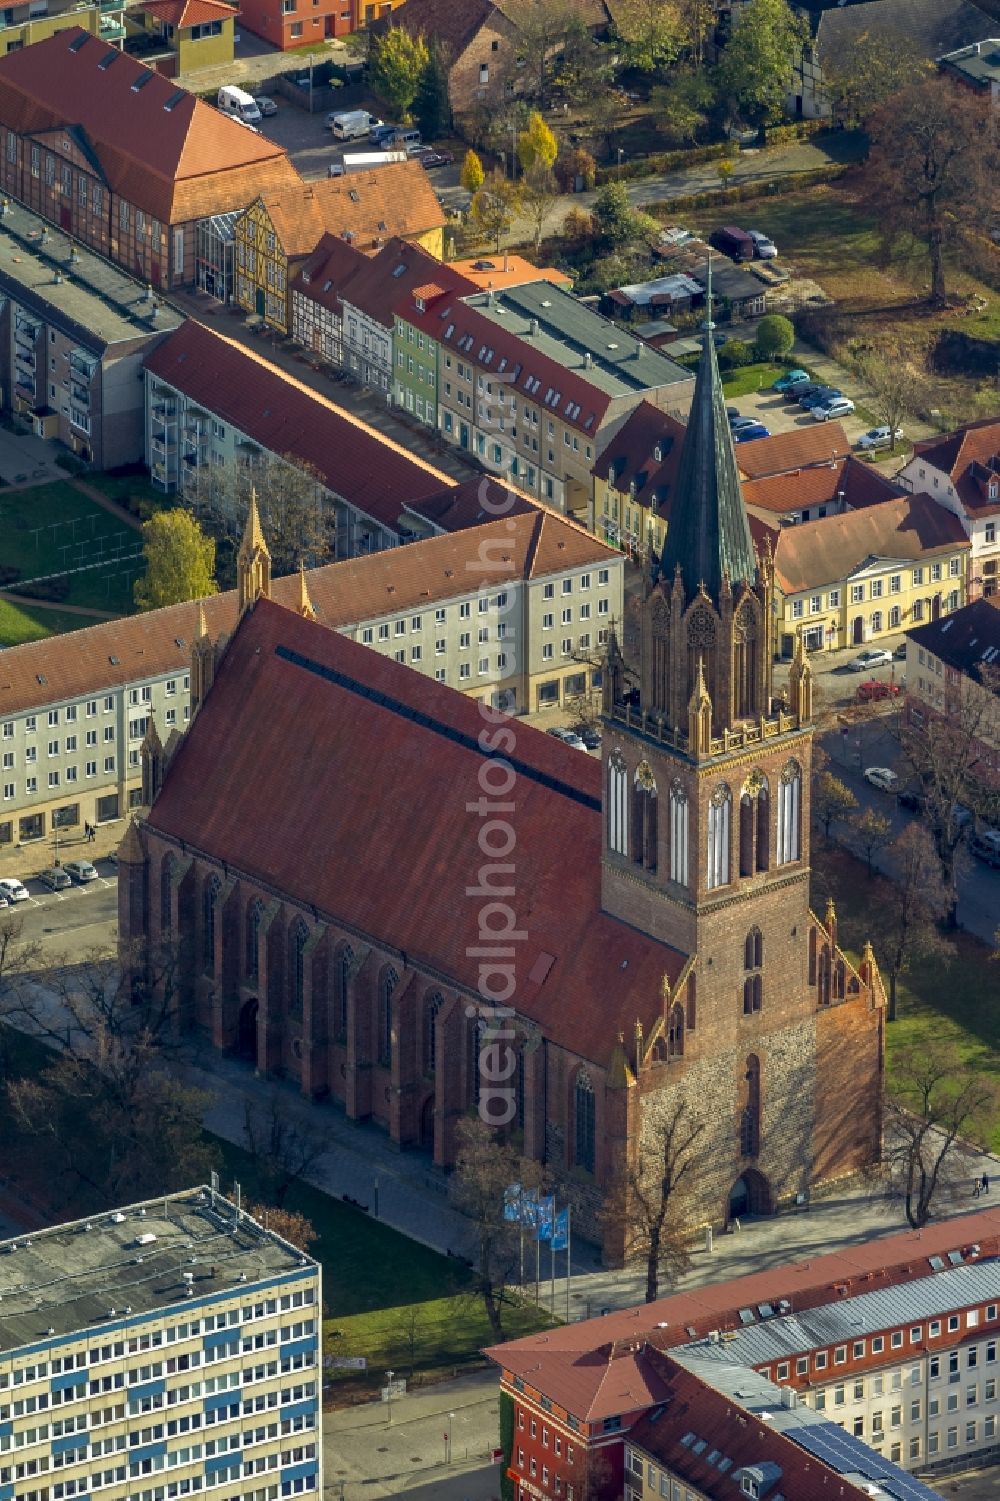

0,29,301,288
592,400,686,560
741,453,903,528
143,318,454,556
121,321,884,1274
125,0,237,76
899,416,1000,601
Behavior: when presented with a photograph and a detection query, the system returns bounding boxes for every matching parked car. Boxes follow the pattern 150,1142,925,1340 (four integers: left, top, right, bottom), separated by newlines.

893,642,907,660
418,150,454,169
971,829,1000,868
729,415,761,433
747,228,778,259
63,858,98,883
856,425,904,452
547,726,587,750
783,381,824,404
850,648,894,671
253,96,278,117
896,787,925,813
708,225,755,262
771,369,810,393
799,386,843,409
733,423,770,443
0,878,29,902
369,122,397,145
726,405,741,422
864,766,899,792
579,725,602,750
38,867,71,891
856,679,901,703
813,396,856,422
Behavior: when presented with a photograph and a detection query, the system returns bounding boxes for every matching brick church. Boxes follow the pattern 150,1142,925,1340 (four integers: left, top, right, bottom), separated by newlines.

119,325,885,1258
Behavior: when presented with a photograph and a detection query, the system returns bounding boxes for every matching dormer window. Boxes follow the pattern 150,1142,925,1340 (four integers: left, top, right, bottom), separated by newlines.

990,480,998,499
654,444,662,461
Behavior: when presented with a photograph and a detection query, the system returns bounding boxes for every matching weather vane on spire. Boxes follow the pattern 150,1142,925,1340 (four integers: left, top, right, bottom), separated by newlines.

703,254,715,336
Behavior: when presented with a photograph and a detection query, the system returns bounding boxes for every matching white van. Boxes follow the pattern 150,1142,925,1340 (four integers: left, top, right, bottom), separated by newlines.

217,86,262,126
329,110,371,140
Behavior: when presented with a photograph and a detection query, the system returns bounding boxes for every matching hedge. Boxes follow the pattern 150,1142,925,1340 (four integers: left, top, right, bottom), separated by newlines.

639,162,849,218
761,119,827,146
594,141,732,187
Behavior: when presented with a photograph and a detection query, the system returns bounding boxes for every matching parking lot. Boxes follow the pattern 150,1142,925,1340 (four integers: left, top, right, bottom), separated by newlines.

725,375,874,447
1,856,117,912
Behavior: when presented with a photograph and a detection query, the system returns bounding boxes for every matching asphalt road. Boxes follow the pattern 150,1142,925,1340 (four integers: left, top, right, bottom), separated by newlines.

4,860,119,958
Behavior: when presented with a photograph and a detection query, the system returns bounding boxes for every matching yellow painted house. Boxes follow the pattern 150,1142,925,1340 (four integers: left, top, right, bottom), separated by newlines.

763,493,971,659
591,401,686,563
0,0,122,57
128,0,236,72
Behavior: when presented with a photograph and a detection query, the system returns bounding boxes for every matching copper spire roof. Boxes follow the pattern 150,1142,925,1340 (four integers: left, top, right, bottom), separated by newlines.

658,265,757,598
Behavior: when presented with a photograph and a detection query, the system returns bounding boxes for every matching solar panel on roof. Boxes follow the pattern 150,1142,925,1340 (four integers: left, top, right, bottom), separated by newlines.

948,1249,964,1266
68,32,88,50
928,1255,946,1271
790,1421,941,1500
739,1308,755,1325
98,51,119,70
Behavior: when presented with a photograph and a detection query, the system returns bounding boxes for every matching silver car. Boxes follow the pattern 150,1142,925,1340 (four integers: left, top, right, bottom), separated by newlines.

39,867,71,891
63,859,99,883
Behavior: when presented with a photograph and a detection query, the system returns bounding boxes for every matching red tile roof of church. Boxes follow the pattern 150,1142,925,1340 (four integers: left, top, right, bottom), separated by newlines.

144,598,687,1064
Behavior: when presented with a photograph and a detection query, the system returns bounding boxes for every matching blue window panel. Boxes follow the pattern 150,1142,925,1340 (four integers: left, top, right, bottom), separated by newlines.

0,1422,11,1437
129,1442,167,1465
202,1331,239,1352
280,1339,316,1361
203,1392,241,1414
1,1483,14,1501
205,1453,240,1476
129,1379,167,1402
52,1434,87,1455
278,1400,316,1423
50,1371,87,1392
280,1462,317,1487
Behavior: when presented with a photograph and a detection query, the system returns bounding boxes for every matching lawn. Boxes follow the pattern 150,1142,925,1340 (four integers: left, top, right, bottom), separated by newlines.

0,481,141,614
721,361,812,399
0,597,94,648
811,846,1000,1149
212,1138,554,1392
84,474,171,521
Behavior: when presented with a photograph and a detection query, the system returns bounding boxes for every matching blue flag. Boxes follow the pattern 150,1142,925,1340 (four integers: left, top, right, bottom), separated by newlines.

503,1184,521,1223
551,1208,569,1251
536,1195,555,1241
520,1188,539,1230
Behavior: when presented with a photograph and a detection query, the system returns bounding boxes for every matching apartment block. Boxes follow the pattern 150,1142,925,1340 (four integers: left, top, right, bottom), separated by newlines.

0,1188,321,1501
0,198,182,467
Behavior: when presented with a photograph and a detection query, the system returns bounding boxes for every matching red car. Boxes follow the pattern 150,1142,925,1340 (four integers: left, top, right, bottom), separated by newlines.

856,679,901,704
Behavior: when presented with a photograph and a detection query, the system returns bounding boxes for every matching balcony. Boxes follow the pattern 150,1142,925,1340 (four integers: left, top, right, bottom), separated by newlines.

99,17,125,36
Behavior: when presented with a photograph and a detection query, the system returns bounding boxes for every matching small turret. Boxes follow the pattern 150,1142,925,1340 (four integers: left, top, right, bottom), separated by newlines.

687,656,713,759
297,560,317,621
237,488,272,617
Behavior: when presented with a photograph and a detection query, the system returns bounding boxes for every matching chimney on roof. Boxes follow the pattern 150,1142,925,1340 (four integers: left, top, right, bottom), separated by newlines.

583,351,592,369
529,317,539,336
69,246,79,265
635,342,643,359
503,254,509,272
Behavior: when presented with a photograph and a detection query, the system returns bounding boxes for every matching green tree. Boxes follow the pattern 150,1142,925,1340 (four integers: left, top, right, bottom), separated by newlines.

134,509,217,612
651,68,714,146
593,180,635,248
754,312,795,361
612,0,685,71
813,770,857,841
854,806,893,877
715,0,808,127
823,29,927,127
413,40,450,138
370,28,430,122
500,0,580,106
470,171,523,251
460,148,486,195
517,110,558,175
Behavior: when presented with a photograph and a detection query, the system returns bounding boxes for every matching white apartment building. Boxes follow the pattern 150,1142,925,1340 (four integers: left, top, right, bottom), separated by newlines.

0,1187,321,1501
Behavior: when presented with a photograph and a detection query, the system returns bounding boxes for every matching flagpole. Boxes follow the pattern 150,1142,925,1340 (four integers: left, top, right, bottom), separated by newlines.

565,1205,572,1323
535,1229,540,1307
550,1221,556,1316
519,1187,524,1288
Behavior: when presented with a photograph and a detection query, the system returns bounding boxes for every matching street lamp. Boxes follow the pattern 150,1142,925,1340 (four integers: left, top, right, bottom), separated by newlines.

617,148,624,180
447,1411,455,1464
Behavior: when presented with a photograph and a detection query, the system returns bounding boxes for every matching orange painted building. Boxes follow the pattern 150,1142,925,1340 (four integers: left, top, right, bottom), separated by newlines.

236,0,401,48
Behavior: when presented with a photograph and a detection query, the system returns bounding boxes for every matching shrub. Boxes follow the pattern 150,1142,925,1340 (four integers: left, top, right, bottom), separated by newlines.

718,339,754,369
754,313,795,361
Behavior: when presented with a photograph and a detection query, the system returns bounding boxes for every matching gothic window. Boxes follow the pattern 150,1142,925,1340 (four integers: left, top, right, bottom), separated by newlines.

739,793,754,878
706,783,731,890
686,973,696,1031
743,928,763,1015
379,966,398,1066
740,1054,761,1158
245,899,262,981
818,948,831,1007
289,920,308,1018
574,1069,595,1173
516,1045,526,1131
756,784,770,872
686,606,717,696
667,1002,684,1057
733,600,759,720
425,991,443,1074
808,927,817,986
201,874,220,974
669,780,689,886
777,760,802,866
740,773,769,878
608,750,628,857
632,761,658,872
335,944,353,1038
470,1014,487,1106
160,854,174,935
835,957,846,1000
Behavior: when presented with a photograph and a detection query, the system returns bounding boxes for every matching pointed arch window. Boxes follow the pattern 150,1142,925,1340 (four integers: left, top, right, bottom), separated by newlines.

245,899,263,981
289,920,308,1018
669,779,689,886
608,750,628,857
470,1013,487,1106
733,599,759,721
756,783,769,871
632,761,658,872
335,944,354,1039
706,783,731,890
777,760,802,866
739,772,769,878
574,1069,595,1174
425,991,443,1075
379,966,398,1066
160,854,174,935
743,928,763,1015
740,1054,761,1158
667,1002,685,1057
202,874,221,974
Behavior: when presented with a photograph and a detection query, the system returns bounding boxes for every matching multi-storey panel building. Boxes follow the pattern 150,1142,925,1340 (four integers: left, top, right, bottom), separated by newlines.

0,30,299,289
0,198,182,466
0,1188,322,1501
142,319,452,557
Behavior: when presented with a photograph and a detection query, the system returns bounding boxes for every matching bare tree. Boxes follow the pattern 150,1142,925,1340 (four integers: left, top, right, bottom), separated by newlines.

853,806,893,876
812,770,858,842
397,1303,425,1378
451,1116,546,1340
185,455,333,582
600,1097,704,1303
0,912,42,1081
243,1095,327,1207
522,166,560,253
855,347,922,452
242,1201,318,1252
875,823,952,1022
885,1043,999,1228
822,30,926,127
500,0,586,106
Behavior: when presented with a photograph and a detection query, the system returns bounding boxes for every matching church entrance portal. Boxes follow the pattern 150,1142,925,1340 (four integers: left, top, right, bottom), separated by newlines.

237,999,259,1065
728,1170,772,1221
